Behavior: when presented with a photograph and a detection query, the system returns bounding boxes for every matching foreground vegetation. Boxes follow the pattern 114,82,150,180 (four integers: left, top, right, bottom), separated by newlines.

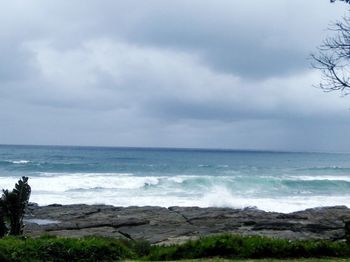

0,177,31,237
170,259,350,262
0,234,349,261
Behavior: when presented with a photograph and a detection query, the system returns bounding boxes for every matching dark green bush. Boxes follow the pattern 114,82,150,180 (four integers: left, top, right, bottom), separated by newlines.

0,176,31,236
0,234,349,261
146,234,350,260
0,236,136,262
0,210,7,237
345,220,350,244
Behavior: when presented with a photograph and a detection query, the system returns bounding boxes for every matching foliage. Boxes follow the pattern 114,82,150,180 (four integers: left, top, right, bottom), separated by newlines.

146,234,350,261
0,210,7,237
0,177,31,236
345,220,350,244
0,234,348,261
0,236,136,262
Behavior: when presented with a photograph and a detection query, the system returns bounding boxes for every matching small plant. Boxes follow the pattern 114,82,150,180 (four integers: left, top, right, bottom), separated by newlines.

145,234,350,260
0,177,31,236
0,209,7,237
345,220,350,244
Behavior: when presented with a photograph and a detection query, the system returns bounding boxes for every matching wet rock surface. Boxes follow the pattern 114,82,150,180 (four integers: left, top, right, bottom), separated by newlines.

24,204,350,245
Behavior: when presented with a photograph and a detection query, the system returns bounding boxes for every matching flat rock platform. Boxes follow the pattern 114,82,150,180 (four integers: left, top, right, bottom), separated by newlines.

24,204,350,245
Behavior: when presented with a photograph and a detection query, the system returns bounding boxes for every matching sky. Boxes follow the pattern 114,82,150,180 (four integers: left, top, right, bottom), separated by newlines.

0,0,350,152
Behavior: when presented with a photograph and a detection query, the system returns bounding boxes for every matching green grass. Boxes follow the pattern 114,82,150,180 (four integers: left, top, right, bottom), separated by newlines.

146,234,350,260
0,235,141,261
0,234,349,261
166,259,350,261
129,259,350,261
183,259,350,261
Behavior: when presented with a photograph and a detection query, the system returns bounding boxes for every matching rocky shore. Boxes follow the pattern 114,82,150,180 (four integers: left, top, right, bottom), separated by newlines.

24,204,350,245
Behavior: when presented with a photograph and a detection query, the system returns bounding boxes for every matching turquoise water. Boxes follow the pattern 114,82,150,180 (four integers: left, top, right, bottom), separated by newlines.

0,144,349,212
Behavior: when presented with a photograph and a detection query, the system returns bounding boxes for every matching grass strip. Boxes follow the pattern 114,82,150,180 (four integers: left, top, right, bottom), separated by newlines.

0,234,349,261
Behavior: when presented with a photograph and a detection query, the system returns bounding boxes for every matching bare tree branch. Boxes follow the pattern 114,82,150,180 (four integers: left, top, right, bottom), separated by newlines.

330,0,350,4
311,14,350,95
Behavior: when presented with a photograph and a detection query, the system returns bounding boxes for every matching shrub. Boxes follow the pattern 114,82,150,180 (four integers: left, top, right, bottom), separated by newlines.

146,234,350,260
0,236,136,262
0,177,31,236
345,220,350,244
0,234,349,261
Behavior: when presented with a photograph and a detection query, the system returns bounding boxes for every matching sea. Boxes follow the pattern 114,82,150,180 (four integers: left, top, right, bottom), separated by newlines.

0,144,349,213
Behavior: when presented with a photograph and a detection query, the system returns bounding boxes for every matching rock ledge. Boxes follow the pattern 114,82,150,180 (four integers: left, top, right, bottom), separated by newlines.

24,204,350,245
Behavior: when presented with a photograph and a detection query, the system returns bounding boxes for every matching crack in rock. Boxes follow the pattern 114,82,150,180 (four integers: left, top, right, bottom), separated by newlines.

168,208,194,225
117,230,134,241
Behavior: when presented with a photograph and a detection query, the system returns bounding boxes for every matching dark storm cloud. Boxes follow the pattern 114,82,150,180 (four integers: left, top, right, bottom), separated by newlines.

3,0,341,79
105,0,344,78
0,0,349,151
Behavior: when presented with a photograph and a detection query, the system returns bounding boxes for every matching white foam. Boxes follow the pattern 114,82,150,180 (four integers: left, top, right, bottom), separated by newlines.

287,175,350,182
29,187,350,213
197,185,350,212
2,174,349,213
0,173,160,193
168,177,185,183
37,172,133,177
9,160,30,164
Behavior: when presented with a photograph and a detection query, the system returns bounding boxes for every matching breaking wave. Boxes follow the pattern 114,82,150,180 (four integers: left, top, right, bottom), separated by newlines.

0,160,31,165
0,172,349,213
2,146,350,213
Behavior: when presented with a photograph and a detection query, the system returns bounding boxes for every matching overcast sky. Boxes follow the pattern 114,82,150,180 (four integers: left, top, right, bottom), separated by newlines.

1,0,350,152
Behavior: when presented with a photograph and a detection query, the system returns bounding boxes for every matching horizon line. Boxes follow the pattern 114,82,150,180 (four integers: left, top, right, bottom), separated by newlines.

0,143,346,155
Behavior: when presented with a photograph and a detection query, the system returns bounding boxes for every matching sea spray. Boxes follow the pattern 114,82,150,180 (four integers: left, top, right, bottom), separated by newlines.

0,145,350,213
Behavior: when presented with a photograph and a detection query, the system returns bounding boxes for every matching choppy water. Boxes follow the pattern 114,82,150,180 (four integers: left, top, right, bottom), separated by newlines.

0,145,349,213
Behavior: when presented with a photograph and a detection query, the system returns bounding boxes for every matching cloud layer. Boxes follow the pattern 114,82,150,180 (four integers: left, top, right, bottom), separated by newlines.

0,0,349,151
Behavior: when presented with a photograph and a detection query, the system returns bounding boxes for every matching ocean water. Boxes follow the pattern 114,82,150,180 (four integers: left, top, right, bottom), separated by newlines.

0,144,349,213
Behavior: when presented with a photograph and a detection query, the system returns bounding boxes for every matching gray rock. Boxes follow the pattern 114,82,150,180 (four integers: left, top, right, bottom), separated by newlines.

24,204,350,244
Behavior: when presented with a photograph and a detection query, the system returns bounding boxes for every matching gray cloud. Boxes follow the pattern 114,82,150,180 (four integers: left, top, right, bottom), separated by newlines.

0,0,349,151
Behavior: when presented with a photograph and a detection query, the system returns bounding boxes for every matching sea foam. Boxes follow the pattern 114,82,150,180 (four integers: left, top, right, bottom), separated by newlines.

1,145,350,213
1,172,349,213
